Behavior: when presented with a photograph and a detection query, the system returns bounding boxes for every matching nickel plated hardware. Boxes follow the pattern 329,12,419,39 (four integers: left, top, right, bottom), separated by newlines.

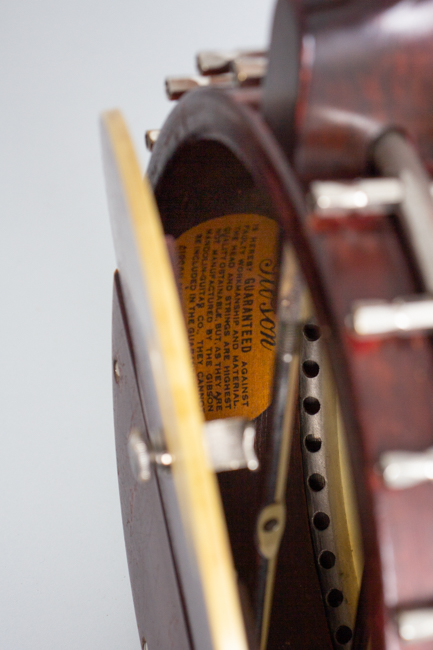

101,2,433,648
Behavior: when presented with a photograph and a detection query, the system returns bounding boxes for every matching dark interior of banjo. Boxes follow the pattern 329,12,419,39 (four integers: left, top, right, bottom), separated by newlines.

154,139,362,649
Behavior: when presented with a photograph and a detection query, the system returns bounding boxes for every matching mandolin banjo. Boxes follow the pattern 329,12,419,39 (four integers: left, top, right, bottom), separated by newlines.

101,1,433,648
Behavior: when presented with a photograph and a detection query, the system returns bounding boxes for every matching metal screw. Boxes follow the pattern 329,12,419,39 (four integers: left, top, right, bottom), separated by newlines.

127,429,173,483
145,129,160,152
128,429,151,482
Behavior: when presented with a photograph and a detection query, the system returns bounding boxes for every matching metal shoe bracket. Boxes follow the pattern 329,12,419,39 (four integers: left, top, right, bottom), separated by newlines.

311,132,433,338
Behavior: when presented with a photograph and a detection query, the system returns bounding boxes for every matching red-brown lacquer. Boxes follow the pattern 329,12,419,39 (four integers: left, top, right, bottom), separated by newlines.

296,0,433,181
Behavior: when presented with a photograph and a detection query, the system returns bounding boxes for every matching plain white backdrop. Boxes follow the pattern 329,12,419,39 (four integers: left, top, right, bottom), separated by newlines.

0,1,274,648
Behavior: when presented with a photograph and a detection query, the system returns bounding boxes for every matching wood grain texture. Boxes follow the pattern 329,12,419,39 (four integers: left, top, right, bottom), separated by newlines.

110,2,433,646
101,111,248,650
295,0,433,180
147,81,433,648
263,2,433,643
112,271,193,650
148,90,335,649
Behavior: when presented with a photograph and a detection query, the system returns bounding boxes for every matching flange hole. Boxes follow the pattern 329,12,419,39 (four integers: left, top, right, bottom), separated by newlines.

305,434,322,452
303,323,321,341
313,512,330,530
319,550,336,569
308,473,326,491
263,517,279,532
327,588,344,608
302,360,320,378
335,625,353,645
303,396,321,415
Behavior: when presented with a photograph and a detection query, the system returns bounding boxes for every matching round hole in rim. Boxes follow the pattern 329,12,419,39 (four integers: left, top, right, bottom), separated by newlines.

308,473,326,491
305,434,322,452
335,625,353,645
302,360,320,378
319,550,336,569
263,517,279,532
303,323,321,341
313,512,330,531
303,396,321,415
327,588,344,608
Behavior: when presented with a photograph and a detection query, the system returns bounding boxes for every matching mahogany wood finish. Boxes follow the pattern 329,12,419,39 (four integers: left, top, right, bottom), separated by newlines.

267,1,433,647
111,0,433,647
148,116,332,649
112,271,193,650
294,0,433,181
147,68,433,649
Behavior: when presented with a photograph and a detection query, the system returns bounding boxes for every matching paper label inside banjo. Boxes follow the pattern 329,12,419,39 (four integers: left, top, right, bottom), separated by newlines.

176,214,279,421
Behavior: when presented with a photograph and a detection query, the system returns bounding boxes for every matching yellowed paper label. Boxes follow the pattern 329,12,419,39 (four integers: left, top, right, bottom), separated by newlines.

176,214,279,421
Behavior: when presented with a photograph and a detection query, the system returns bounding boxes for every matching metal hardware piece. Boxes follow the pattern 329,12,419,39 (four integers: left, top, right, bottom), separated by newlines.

257,503,286,560
196,49,266,75
311,178,404,214
299,321,361,649
380,447,433,489
203,417,258,473
128,428,152,482
167,54,266,100
398,608,433,642
145,129,160,152
113,359,121,383
128,419,258,482
255,246,305,650
351,296,433,337
165,73,235,100
231,55,267,85
127,428,172,483
348,134,433,336
374,132,433,294
311,178,433,215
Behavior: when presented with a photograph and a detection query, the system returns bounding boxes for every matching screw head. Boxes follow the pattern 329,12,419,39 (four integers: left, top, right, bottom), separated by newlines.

113,360,121,383
128,429,151,482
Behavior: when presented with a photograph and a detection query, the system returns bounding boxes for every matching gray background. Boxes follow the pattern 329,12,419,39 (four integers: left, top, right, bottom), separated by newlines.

0,1,274,648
